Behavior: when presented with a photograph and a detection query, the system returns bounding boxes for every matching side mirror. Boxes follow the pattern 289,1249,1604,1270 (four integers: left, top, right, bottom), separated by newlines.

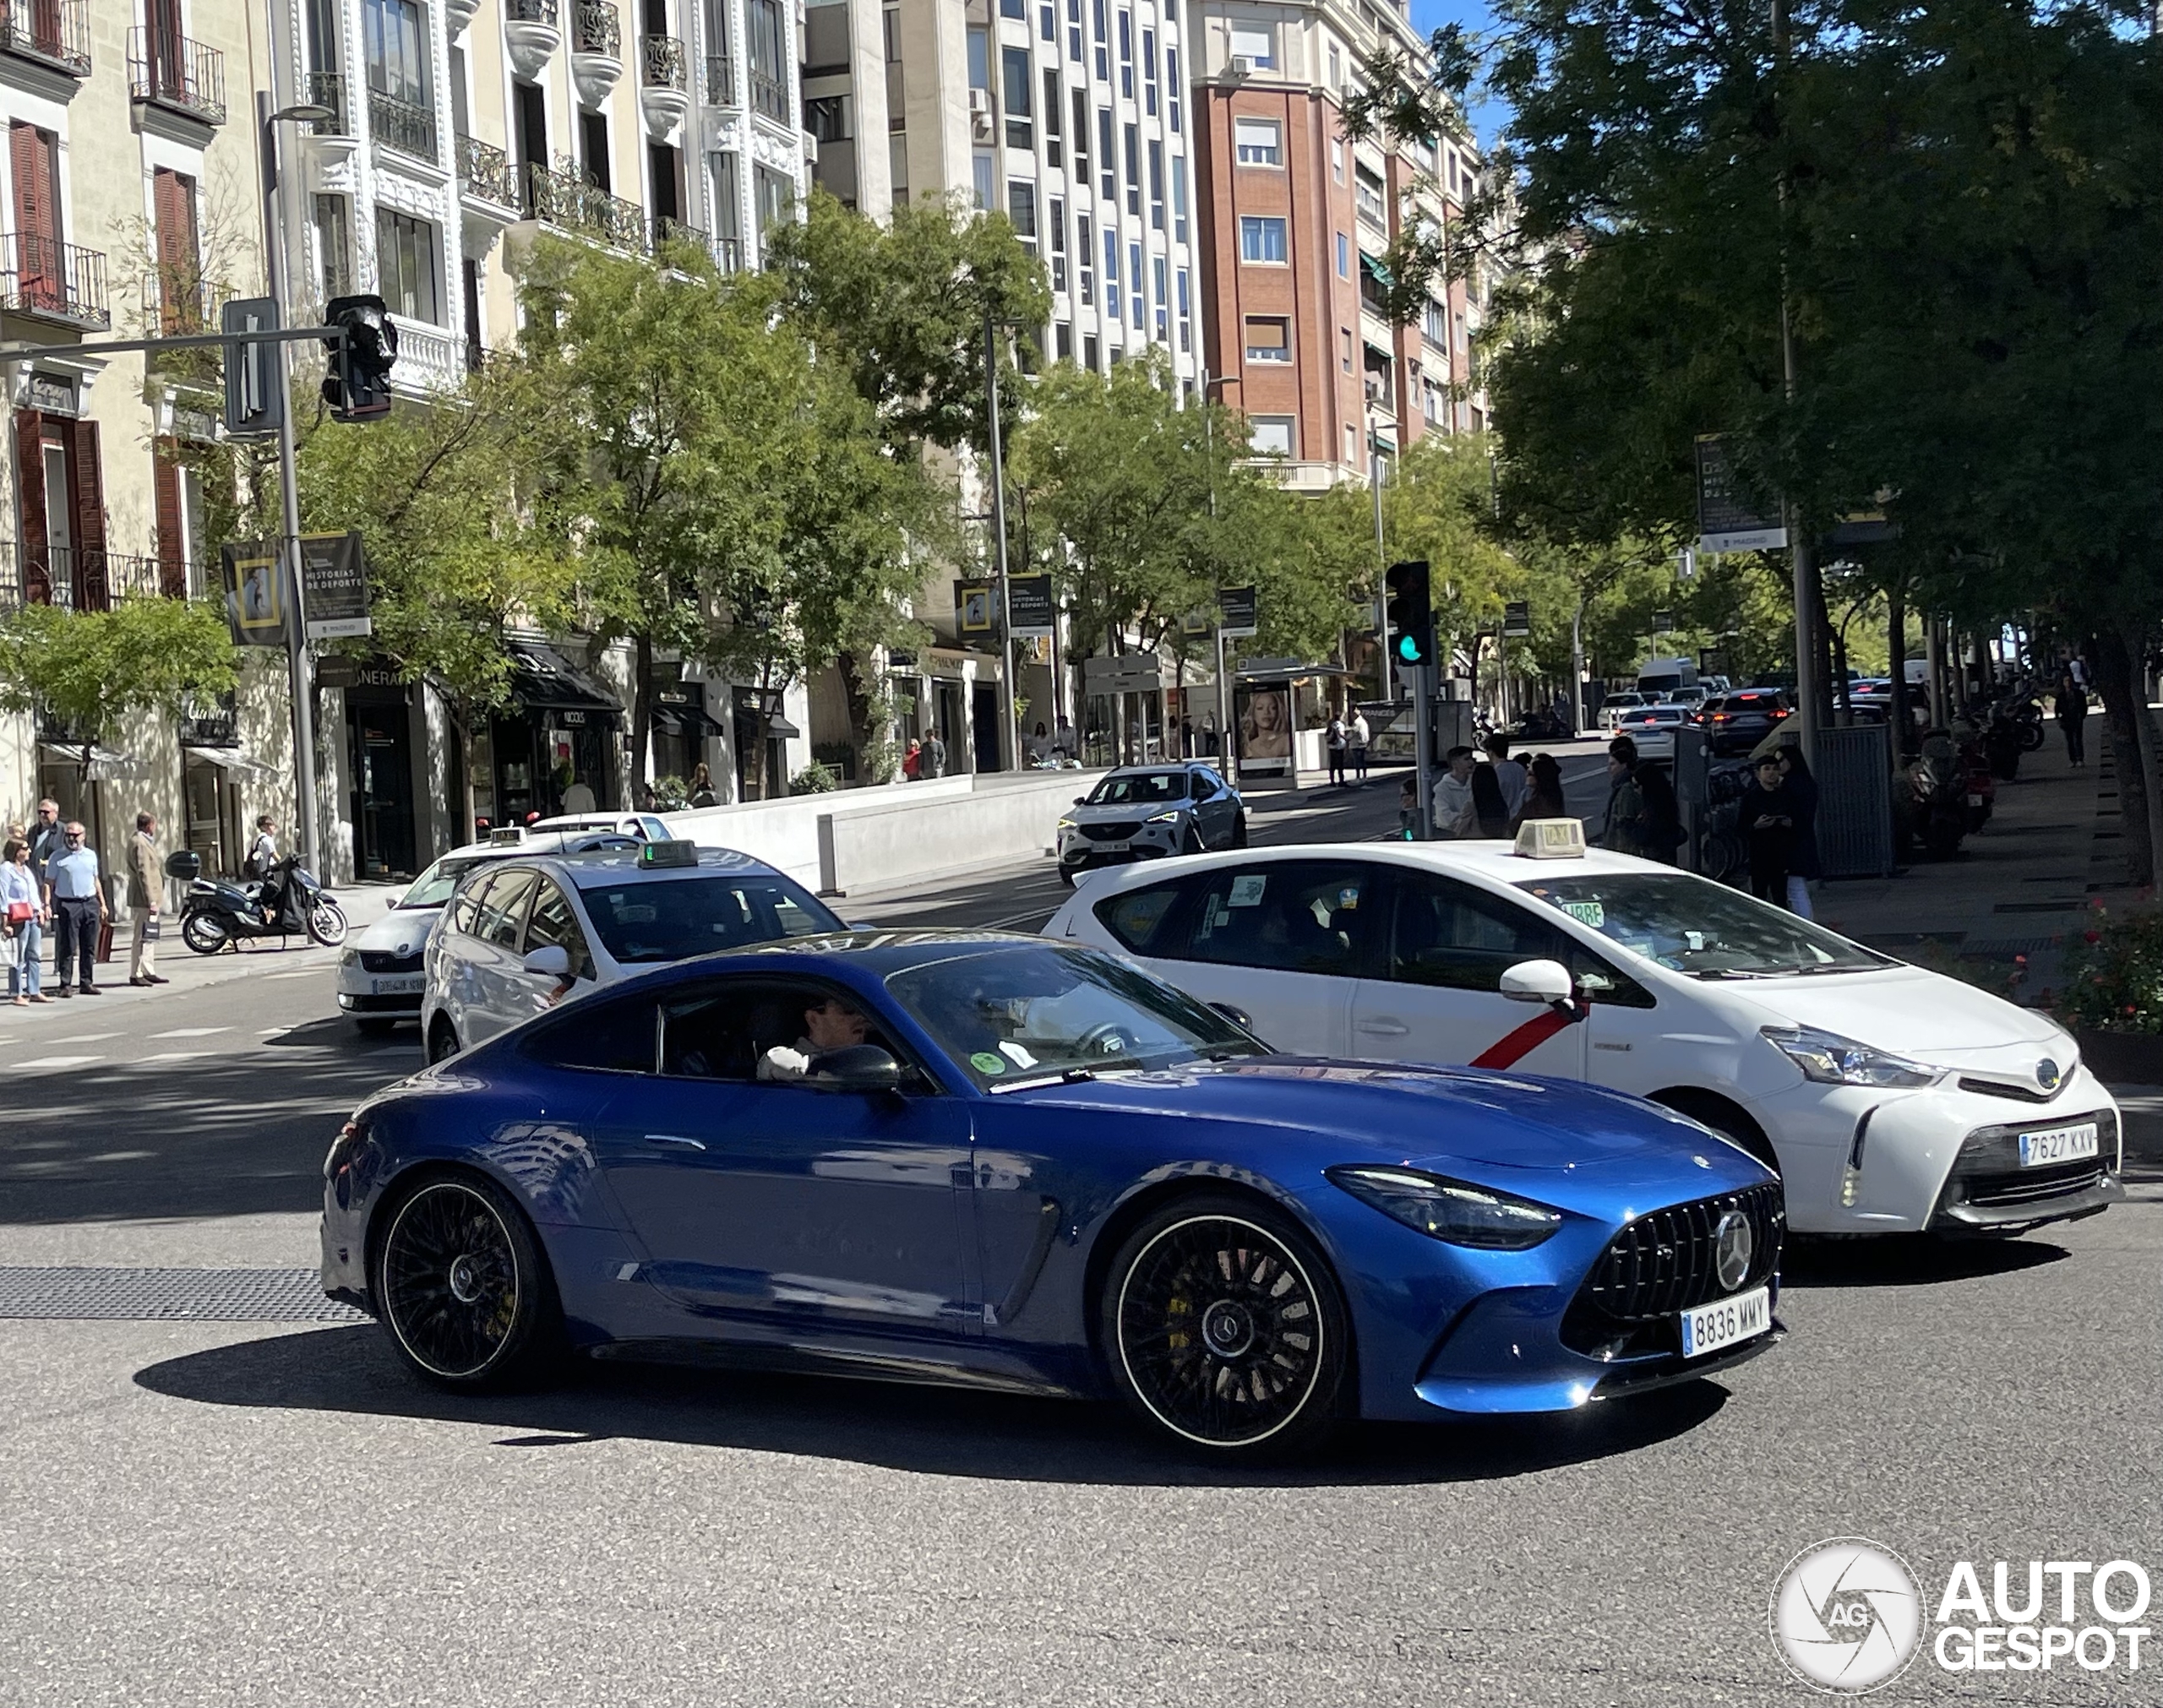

163,850,202,881
1073,796,1088,806
521,944,571,981
805,1043,903,1093
1499,958,1574,1006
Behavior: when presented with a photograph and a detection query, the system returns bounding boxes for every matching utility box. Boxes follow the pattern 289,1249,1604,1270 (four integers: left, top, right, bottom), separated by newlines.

1816,722,1895,878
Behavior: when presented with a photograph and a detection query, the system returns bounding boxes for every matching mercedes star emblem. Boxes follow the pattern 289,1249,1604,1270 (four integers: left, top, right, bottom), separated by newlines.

1714,1210,1755,1293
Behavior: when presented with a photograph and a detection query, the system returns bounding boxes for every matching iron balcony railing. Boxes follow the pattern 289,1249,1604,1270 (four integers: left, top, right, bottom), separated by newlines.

573,0,619,56
143,266,222,335
368,88,438,160
2,233,109,328
306,70,350,135
649,214,706,254
456,133,520,209
714,235,743,273
505,0,558,22
641,34,687,91
0,0,90,77
1,546,167,614
704,53,734,105
127,27,226,125
524,160,645,252
749,68,787,123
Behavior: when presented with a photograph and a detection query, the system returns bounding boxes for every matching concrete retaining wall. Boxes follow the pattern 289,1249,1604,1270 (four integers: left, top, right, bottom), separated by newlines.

664,769,1109,894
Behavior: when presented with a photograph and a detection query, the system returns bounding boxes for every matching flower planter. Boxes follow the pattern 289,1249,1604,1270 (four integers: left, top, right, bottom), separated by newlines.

2075,1028,2163,1086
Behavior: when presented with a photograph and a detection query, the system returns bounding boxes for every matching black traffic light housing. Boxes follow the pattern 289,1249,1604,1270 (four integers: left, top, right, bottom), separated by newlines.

1386,559,1434,670
322,294,399,422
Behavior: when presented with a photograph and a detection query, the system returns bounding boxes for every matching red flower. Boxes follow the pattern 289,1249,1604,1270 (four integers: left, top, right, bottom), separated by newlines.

2084,930,2101,943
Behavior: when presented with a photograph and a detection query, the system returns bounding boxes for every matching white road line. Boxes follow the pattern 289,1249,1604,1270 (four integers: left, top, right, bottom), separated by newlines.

139,1051,208,1063
264,971,322,981
150,1026,231,1038
18,1055,103,1069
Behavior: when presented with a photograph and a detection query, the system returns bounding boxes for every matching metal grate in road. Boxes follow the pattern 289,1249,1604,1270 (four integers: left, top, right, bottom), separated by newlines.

0,1267,364,1322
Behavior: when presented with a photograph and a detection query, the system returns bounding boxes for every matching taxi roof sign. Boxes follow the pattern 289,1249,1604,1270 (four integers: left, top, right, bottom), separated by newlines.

638,838,701,868
1514,819,1587,860
486,826,525,846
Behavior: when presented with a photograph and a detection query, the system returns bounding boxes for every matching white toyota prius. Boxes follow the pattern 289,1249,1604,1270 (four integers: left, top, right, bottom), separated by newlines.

1043,830,2122,1237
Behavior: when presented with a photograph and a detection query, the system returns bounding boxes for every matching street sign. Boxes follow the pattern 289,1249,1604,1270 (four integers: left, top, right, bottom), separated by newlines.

313,653,363,691
1694,434,1788,553
221,296,282,439
300,530,372,639
1083,655,1163,694
1007,572,1055,637
1502,599,1531,637
1652,609,1676,634
1217,585,1258,638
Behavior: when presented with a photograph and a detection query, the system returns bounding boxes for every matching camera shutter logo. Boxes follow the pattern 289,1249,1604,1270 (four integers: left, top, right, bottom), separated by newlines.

1769,1538,1923,1694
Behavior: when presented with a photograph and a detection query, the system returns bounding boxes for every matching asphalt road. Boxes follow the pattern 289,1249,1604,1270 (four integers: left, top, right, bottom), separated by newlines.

5,759,2155,1708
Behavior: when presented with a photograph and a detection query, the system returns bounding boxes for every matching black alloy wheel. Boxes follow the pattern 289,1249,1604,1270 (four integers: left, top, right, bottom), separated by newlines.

375,1176,558,1388
180,911,228,955
1104,1193,1349,1456
427,1018,460,1064
1231,813,1249,849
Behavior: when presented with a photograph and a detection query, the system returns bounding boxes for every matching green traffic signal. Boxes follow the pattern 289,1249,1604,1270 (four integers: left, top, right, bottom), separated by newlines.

1397,634,1421,662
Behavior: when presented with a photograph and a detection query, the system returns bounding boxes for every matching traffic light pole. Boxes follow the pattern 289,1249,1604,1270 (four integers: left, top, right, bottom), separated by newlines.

259,91,320,881
1414,663,1435,840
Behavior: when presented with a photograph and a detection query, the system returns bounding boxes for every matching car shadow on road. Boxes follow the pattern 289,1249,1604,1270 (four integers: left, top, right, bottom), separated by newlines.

1779,1233,2070,1289
134,1324,1732,1488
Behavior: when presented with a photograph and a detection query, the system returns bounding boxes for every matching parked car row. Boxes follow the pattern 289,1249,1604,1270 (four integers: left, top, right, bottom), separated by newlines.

321,788,2118,1465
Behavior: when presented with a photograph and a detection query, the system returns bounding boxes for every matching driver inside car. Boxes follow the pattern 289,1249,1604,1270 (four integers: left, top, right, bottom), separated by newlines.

757,995,870,1081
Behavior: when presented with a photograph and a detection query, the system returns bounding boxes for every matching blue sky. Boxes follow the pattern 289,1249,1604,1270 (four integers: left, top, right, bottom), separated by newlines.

1408,0,1509,146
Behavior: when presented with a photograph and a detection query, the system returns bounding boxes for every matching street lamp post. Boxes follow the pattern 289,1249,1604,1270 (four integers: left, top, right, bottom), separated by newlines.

983,305,1016,771
1200,367,1240,782
258,93,334,877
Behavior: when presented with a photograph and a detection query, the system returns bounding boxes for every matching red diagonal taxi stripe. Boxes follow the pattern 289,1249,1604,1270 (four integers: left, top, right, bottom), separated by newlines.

1470,1002,1585,1070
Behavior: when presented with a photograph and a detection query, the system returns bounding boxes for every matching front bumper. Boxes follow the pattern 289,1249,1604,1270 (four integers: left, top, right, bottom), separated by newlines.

335,960,425,1014
1058,824,1184,871
1740,1065,2122,1234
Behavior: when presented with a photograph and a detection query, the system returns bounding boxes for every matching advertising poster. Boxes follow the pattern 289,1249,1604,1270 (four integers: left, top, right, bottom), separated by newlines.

1236,683,1293,774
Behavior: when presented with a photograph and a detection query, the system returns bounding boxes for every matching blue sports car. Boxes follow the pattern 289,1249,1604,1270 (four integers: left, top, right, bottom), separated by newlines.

322,933,1784,1457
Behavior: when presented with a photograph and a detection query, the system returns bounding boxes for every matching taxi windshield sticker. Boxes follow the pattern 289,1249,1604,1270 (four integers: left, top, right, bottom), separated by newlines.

970,1052,1007,1075
998,1040,1038,1069
1228,874,1267,908
1561,900,1605,927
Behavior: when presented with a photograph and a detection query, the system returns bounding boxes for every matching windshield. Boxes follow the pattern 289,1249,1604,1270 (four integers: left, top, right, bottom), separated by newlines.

1514,873,1893,978
399,855,486,910
580,872,842,964
1602,694,1643,709
1087,771,1190,805
886,944,1263,1090
1638,675,1684,696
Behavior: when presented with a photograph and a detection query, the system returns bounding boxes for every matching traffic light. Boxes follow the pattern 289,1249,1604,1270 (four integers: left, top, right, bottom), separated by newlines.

1385,559,1434,669
321,294,399,422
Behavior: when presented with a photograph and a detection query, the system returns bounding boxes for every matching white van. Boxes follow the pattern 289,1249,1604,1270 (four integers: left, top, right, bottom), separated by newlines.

1636,656,1700,700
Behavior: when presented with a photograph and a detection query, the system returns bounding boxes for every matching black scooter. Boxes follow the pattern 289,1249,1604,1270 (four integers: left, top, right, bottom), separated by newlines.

167,850,348,954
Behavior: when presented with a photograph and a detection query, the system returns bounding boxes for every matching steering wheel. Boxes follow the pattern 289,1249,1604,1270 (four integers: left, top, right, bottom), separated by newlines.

1076,1021,1143,1058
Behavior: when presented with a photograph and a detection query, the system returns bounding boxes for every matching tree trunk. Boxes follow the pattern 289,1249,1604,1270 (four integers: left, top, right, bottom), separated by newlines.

2089,628,2155,888
837,649,875,778
631,630,655,802
1886,581,1913,759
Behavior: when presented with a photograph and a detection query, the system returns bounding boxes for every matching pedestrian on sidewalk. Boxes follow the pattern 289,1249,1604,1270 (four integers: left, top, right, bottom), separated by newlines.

2054,669,2087,768
1516,753,1568,827
1433,747,1479,838
1773,744,1821,918
688,763,719,808
1350,710,1370,781
924,729,948,779
1398,775,1419,840
25,799,63,891
1326,713,1348,787
902,738,923,781
126,811,170,987
1485,733,1528,819
41,821,106,997
1470,760,1512,839
1598,737,1648,856
246,814,280,878
2,836,50,1004
1739,754,1798,908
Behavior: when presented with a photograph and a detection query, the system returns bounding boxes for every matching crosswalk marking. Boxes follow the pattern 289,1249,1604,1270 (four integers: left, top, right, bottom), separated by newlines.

18,1055,103,1069
150,1027,231,1039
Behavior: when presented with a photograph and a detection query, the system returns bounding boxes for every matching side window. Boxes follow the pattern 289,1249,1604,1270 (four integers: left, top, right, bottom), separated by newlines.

477,868,538,949
657,979,901,1082
1389,873,1570,993
765,887,831,939
1094,877,1195,953
1190,771,1217,801
524,878,597,981
447,873,488,936
519,993,658,1074
1179,862,1380,976
1561,941,1657,1009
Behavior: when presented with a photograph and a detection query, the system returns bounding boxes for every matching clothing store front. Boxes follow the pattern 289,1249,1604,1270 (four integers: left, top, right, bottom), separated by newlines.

650,681,724,793
339,661,420,879
482,641,624,825
178,697,272,878
731,687,798,801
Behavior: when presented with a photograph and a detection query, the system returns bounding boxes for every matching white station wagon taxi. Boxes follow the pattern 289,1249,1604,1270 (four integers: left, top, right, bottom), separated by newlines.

1045,824,2122,1237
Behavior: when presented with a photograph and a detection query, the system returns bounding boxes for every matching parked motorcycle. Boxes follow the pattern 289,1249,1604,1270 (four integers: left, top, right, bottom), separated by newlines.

170,851,348,954
1893,732,1970,861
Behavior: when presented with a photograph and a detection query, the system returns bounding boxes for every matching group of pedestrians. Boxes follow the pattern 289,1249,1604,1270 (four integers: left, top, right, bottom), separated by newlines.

1324,711,1372,787
1415,734,1569,840
901,730,949,781
1,799,173,1004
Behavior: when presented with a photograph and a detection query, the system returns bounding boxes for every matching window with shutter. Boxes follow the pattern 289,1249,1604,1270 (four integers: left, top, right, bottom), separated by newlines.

155,438,188,596
68,419,106,611
153,168,202,330
14,410,50,602
10,122,58,313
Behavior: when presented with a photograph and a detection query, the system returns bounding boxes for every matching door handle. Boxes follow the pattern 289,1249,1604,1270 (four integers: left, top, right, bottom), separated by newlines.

645,1133,706,1150
1358,1018,1410,1036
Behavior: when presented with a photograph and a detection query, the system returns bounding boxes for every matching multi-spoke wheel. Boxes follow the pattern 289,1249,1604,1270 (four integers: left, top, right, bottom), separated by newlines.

427,1017,460,1064
1103,1193,1349,1457
374,1176,559,1390
181,911,228,955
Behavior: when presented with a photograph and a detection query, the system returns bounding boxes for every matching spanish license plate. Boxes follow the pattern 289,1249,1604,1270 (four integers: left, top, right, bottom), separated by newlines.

373,976,423,996
2019,1122,2099,1167
1092,840,1128,853
1680,1286,1770,1358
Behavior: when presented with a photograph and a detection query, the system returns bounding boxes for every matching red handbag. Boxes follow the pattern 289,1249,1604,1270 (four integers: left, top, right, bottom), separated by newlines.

3,900,31,924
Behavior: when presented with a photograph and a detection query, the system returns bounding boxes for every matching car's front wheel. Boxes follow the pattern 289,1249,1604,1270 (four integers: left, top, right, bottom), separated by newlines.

374,1174,561,1390
1102,1192,1349,1459
426,1016,460,1063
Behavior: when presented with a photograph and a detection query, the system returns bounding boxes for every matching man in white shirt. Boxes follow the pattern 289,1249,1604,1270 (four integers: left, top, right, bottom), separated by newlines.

1431,748,1479,839
1485,734,1528,819
561,776,597,814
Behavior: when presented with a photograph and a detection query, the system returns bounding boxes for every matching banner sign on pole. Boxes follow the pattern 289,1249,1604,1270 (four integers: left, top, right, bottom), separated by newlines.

220,539,291,649
1694,435,1788,554
1501,600,1531,638
1217,585,1258,638
1007,572,1055,637
301,530,372,639
953,579,995,636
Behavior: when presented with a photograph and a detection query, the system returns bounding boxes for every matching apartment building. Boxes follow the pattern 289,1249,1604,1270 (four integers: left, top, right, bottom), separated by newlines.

1190,0,1486,487
252,0,816,860
0,0,305,884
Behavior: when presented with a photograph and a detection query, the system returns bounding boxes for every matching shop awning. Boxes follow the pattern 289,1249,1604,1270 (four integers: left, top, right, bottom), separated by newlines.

183,746,277,778
507,639,623,715
1234,659,1356,685
763,715,803,739
652,703,725,738
38,741,146,781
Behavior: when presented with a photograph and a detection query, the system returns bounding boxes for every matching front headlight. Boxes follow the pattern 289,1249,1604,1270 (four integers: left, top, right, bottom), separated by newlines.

340,948,360,967
1056,817,1077,830
1761,1024,1942,1088
1327,1165,1563,1250
1146,809,1182,824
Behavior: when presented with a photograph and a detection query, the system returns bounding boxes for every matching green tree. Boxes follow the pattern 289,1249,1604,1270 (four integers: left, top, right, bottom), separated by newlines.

0,596,238,776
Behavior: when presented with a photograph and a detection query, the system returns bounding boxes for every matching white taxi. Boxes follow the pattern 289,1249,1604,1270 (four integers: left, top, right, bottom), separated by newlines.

1044,827,2122,1237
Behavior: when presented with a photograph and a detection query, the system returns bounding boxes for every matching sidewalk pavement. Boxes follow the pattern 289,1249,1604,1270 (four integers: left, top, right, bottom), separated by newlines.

1808,725,2158,1169
2,878,406,1024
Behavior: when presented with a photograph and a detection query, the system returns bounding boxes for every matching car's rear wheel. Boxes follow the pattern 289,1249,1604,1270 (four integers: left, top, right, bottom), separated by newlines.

1231,813,1248,848
1103,1192,1349,1459
426,1016,460,1063
374,1174,560,1390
